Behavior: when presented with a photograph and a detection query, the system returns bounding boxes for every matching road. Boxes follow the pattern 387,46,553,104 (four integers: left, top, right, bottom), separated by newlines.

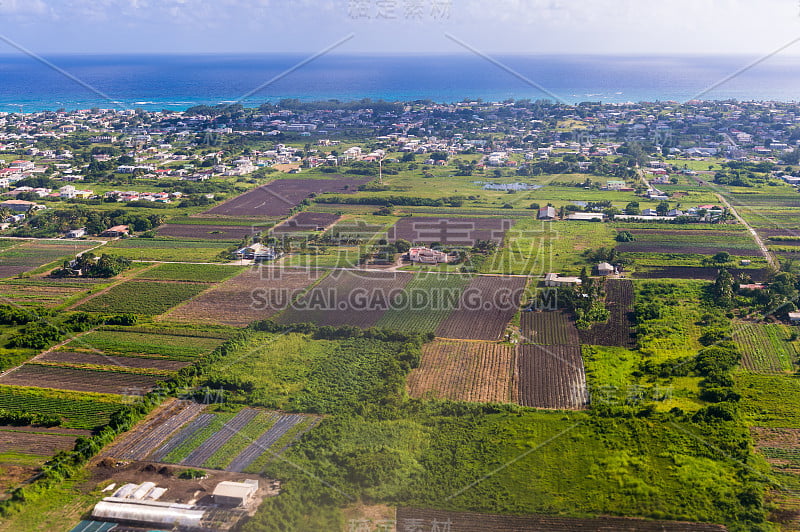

713,192,777,269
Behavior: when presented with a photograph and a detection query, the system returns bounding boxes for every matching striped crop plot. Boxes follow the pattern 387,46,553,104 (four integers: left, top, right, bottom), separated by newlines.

732,321,798,374
229,414,316,473
75,280,212,315
99,399,207,461
165,267,323,327
0,240,96,278
275,270,414,328
101,402,321,472
434,275,527,341
407,340,515,403
387,217,513,246
0,364,164,395
520,310,580,345
514,345,588,409
578,279,636,348
0,386,126,430
375,272,470,334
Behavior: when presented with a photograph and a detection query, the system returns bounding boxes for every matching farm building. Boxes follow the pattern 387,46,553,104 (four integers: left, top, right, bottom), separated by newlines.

544,273,582,287
566,212,604,221
789,312,800,323
212,479,258,507
66,227,86,238
596,262,616,276
233,243,281,262
100,225,129,237
91,499,205,529
408,247,450,264
537,206,556,220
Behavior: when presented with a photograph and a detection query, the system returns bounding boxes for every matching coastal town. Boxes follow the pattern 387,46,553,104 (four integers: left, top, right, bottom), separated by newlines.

1,98,800,531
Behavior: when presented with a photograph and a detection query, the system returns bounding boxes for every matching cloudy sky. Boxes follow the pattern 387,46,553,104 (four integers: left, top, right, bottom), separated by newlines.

0,0,798,56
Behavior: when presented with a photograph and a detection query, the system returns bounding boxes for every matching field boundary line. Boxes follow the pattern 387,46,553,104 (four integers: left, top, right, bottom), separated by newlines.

64,262,162,311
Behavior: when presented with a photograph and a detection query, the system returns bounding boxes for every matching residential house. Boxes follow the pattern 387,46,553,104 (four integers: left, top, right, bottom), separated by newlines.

538,206,556,220
408,247,450,264
66,228,86,238
596,262,616,276
100,225,129,237
233,243,281,262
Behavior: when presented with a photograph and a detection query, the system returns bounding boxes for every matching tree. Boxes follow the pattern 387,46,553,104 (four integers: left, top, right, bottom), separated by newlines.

394,239,411,253
624,201,640,215
712,251,731,264
656,200,669,216
712,269,735,307
616,230,635,242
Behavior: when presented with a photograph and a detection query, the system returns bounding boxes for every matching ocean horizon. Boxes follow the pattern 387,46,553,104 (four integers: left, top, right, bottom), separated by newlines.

0,53,798,112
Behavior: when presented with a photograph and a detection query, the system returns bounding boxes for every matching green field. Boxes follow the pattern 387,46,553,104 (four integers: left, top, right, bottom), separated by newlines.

199,331,418,414
75,280,210,315
100,239,232,262
736,374,800,428
0,386,125,429
481,219,617,275
375,273,471,333
247,410,767,531
202,410,279,470
163,411,237,463
135,262,245,282
732,321,797,374
62,328,226,360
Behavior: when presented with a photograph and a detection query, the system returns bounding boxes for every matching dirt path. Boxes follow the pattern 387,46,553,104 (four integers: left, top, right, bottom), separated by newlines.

713,192,777,269
65,262,161,311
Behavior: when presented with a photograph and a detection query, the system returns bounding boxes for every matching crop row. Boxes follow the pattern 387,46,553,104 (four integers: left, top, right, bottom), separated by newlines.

66,329,225,360
0,386,124,429
76,280,211,315
732,321,797,374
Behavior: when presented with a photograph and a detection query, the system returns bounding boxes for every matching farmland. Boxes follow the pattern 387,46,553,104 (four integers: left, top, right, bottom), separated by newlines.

165,267,322,326
434,275,527,341
62,327,228,360
375,273,470,333
0,429,81,457
736,374,800,433
198,330,421,414
514,344,587,409
99,238,232,262
481,219,617,275
0,364,164,395
101,400,321,473
0,240,96,278
156,223,263,241
204,176,368,217
732,321,798,374
75,280,211,315
0,386,125,429
635,265,769,281
275,270,414,328
387,217,514,246
272,211,340,233
135,262,244,282
395,508,727,532
614,228,761,256
36,351,188,372
520,310,580,345
407,340,515,403
0,278,103,308
579,279,636,348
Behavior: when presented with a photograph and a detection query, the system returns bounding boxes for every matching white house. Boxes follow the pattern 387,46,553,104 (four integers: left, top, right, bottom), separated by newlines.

544,273,582,287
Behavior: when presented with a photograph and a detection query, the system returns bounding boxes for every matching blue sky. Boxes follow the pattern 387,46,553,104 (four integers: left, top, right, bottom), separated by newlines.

0,0,799,56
